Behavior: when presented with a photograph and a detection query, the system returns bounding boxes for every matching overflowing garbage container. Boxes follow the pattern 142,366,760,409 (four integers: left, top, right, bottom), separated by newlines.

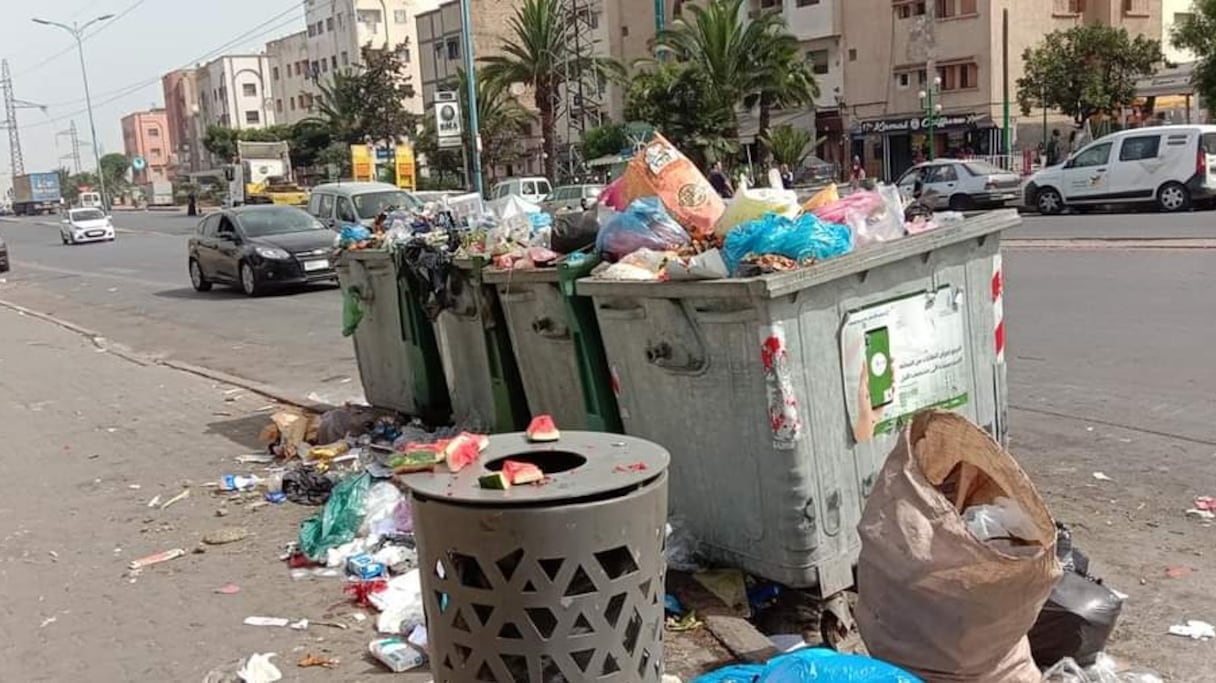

577,209,1017,593
484,255,623,433
335,250,450,422
402,431,670,682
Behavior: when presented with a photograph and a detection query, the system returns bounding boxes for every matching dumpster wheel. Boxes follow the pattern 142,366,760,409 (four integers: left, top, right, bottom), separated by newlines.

819,590,863,654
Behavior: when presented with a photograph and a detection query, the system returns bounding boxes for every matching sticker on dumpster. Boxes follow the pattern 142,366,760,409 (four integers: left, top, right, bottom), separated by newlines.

841,288,969,442
759,323,802,450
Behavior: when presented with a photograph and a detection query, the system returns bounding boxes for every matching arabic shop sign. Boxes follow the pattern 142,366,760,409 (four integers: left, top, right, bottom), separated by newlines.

857,113,980,135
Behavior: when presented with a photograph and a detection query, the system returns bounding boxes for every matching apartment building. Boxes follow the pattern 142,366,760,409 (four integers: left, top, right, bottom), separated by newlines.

1162,0,1194,63
841,0,1161,180
162,69,203,175
266,31,313,125
120,109,172,184
302,0,439,117
196,54,276,140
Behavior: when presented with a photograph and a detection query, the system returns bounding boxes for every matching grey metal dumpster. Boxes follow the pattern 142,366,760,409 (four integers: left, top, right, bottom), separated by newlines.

335,250,414,413
576,210,1017,594
403,432,670,682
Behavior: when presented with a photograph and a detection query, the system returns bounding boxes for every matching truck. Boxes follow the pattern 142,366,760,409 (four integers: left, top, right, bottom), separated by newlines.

12,172,62,216
224,141,308,207
142,180,175,207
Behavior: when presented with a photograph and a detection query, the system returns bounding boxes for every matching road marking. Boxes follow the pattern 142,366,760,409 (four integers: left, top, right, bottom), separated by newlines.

9,260,180,289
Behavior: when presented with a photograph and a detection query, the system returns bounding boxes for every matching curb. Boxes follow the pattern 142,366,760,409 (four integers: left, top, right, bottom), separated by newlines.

0,297,337,413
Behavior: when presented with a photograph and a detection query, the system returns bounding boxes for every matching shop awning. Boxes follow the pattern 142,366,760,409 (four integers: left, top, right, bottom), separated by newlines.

1136,62,1196,98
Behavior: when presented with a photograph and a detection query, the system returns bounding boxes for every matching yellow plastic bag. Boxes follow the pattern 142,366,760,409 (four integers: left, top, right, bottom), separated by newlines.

713,187,800,238
801,182,839,212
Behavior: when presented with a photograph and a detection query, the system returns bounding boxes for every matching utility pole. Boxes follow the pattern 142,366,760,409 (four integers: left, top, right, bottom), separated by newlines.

458,0,483,195
1002,8,1011,166
924,0,937,161
57,121,82,174
33,14,114,208
1,59,25,177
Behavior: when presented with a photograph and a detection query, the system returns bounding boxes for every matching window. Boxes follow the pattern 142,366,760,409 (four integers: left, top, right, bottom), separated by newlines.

958,63,978,89
150,148,162,159
621,25,629,37
356,9,382,23
400,47,411,63
289,98,296,111
311,60,320,76
199,214,220,236
147,128,160,138
796,0,820,5
896,72,911,89
1053,0,1083,13
308,24,316,37
446,39,460,60
1119,135,1160,161
959,0,977,14
759,0,779,8
895,1,926,19
317,21,324,34
341,51,349,65
307,192,324,217
394,9,408,23
245,110,260,124
243,83,257,97
321,60,328,73
337,12,344,28
927,164,958,183
337,198,357,223
331,55,338,69
1123,0,1148,15
522,181,537,195
806,50,829,75
936,0,954,17
318,193,335,219
297,95,305,108
276,99,283,113
326,16,334,30
1072,142,1112,168
272,66,280,80
848,48,857,61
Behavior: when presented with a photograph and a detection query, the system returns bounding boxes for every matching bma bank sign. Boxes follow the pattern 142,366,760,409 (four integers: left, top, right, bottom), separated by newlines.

857,113,980,135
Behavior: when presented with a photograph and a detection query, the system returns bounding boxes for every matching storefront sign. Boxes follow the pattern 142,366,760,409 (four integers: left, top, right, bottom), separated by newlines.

856,113,980,136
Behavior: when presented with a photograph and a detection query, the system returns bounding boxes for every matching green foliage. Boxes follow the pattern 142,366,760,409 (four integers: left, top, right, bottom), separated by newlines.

1017,24,1162,124
1171,0,1216,110
313,43,420,144
761,124,813,168
99,153,132,197
317,142,352,179
625,62,735,166
579,123,628,161
202,124,240,161
480,0,622,180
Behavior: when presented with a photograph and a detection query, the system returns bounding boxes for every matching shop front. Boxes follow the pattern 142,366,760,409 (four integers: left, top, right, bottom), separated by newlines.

852,112,999,181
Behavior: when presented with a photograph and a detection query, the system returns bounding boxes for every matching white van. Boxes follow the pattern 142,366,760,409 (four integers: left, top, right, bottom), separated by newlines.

1025,124,1216,214
489,177,552,204
79,192,103,209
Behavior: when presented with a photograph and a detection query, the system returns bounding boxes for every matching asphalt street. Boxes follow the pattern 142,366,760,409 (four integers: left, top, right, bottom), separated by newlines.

1010,208,1216,240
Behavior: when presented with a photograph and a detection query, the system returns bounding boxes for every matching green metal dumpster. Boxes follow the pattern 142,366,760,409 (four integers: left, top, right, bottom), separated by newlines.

576,210,1017,594
433,257,531,432
483,255,623,433
335,250,450,423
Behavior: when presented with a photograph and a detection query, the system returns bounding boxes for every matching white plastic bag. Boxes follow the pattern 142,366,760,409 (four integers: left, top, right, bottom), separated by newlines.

848,183,906,246
963,496,1039,543
359,481,406,538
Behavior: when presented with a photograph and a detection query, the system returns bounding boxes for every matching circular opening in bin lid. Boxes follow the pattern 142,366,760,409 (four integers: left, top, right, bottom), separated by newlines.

484,450,587,474
398,431,670,506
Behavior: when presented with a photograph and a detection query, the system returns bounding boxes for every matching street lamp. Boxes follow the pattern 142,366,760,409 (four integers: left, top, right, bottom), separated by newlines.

33,14,114,208
918,75,943,161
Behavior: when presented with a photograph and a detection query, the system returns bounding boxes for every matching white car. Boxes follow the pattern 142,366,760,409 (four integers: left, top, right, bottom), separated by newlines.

896,160,1022,210
60,208,116,244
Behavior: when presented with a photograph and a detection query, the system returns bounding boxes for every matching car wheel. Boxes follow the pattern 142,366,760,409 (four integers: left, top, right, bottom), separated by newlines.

239,262,260,297
61,233,68,245
1036,187,1065,215
189,258,212,292
1157,182,1190,213
948,194,974,211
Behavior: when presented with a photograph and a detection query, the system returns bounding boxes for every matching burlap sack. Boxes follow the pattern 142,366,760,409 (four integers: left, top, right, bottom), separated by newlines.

856,411,1062,683
618,133,725,237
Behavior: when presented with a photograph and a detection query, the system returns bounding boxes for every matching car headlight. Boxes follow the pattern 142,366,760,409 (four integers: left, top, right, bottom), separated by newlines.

255,246,291,259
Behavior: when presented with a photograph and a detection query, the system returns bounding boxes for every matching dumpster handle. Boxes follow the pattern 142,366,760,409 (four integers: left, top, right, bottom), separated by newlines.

596,303,646,321
531,317,571,340
644,300,710,375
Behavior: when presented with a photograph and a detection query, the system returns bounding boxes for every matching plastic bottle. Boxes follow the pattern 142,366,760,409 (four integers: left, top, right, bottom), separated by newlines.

219,474,262,492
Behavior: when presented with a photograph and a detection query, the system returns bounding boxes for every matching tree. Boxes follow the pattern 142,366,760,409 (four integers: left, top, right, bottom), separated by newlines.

653,0,796,142
625,62,735,166
480,0,621,180
289,120,335,169
579,123,628,161
1171,1,1216,110
760,124,813,168
313,43,419,144
746,35,820,163
202,124,240,162
1017,25,1162,125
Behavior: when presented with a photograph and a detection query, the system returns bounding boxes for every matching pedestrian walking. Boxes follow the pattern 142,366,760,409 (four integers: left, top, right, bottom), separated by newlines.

850,156,866,190
1046,129,1062,166
187,193,197,217
779,163,794,190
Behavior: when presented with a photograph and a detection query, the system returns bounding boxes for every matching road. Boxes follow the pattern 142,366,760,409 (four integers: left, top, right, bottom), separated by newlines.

0,210,361,405
2,207,1215,677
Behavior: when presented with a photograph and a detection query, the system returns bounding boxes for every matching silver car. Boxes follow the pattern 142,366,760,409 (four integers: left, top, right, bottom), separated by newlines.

896,160,1021,210
541,184,603,213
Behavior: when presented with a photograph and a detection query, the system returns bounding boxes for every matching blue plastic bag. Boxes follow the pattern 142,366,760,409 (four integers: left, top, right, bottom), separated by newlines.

595,196,690,262
694,648,920,683
339,224,373,247
722,212,853,274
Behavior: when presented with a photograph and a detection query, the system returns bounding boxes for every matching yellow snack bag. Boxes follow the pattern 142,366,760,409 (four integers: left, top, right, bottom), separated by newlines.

619,134,725,237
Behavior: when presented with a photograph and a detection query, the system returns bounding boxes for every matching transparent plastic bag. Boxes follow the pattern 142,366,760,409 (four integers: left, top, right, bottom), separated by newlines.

964,496,1039,543
715,187,801,237
595,197,690,262
847,184,906,246
359,480,406,538
722,212,853,274
299,472,371,561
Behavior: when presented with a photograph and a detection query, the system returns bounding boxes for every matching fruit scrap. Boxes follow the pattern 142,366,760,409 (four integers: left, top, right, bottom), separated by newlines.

526,415,560,442
298,654,340,669
479,472,510,490
445,434,483,472
389,445,444,473
614,462,648,473
502,460,545,485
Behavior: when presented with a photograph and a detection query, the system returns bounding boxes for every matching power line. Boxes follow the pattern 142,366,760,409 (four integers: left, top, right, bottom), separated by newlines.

13,0,151,79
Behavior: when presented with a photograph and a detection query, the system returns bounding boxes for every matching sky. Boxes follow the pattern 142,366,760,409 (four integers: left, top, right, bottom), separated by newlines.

1,0,310,195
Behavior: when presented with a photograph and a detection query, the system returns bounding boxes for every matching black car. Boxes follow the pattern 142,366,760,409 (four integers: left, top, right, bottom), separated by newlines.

188,206,336,296
0,233,9,273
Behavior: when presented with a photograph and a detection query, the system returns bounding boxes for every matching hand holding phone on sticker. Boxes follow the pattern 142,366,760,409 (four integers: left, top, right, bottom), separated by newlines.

854,327,895,443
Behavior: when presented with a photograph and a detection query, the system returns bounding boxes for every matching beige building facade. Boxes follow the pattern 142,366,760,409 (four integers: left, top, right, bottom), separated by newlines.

266,31,313,126
841,0,1161,180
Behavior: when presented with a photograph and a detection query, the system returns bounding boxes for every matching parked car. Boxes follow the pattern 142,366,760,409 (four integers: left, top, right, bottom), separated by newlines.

0,233,9,273
795,155,839,184
60,207,116,244
490,177,553,204
896,159,1021,210
541,184,603,213
188,205,336,297
1024,124,1216,214
306,182,422,229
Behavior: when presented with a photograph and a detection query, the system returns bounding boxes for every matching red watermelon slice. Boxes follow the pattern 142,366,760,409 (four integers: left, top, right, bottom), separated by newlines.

526,415,560,442
471,433,490,452
444,433,483,473
502,460,545,485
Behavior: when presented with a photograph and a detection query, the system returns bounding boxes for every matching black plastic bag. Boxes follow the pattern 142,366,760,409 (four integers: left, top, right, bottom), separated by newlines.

1029,557,1123,667
551,208,602,254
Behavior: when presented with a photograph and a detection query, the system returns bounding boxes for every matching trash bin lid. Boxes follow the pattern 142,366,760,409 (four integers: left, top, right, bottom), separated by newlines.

397,431,669,506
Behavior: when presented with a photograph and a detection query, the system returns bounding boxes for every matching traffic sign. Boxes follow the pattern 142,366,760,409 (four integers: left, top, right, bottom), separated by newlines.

131,156,146,171
434,91,462,146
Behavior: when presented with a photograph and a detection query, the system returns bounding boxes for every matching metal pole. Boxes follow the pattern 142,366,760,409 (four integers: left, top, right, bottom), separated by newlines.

654,0,664,33
75,29,108,210
928,88,936,161
459,0,483,195
1001,8,1011,166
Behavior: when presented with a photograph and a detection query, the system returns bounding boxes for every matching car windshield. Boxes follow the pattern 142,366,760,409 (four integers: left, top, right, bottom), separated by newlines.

963,161,1007,176
71,209,105,221
583,187,602,198
352,190,422,218
237,207,325,236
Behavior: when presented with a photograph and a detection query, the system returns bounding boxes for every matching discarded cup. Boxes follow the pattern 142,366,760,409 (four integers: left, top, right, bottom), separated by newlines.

368,637,426,672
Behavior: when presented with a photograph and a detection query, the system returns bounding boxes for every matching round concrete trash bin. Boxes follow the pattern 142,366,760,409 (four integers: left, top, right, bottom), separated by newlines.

402,431,670,683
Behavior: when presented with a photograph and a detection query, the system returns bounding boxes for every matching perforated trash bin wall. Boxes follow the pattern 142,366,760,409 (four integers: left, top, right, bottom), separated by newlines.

404,432,669,683
576,210,1017,593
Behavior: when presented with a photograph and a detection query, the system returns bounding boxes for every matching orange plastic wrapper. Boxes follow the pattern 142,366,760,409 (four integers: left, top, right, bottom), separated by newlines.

619,134,725,238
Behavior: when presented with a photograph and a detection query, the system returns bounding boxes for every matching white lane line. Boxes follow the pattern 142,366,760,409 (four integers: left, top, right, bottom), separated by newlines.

9,260,181,289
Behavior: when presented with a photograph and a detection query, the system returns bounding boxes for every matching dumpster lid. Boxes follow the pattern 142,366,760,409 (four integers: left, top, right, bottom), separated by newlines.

574,208,1017,300
396,431,669,506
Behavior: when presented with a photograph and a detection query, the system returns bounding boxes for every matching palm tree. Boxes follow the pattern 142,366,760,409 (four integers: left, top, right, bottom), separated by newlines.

480,0,620,181
746,35,820,164
455,68,532,183
653,0,791,140
312,70,366,143
760,124,814,168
